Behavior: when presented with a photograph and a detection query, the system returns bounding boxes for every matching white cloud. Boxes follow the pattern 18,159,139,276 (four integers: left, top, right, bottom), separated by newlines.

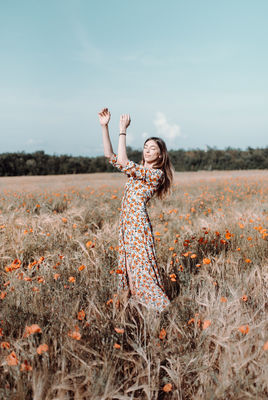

153,112,182,140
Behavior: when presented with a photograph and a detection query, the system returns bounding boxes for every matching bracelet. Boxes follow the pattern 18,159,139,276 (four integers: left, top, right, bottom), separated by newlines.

119,133,126,135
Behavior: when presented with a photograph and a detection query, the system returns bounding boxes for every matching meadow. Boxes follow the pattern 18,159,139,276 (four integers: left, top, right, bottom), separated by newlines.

0,169,267,399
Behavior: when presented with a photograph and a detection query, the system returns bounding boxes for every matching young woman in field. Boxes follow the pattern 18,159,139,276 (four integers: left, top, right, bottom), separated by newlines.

98,107,173,312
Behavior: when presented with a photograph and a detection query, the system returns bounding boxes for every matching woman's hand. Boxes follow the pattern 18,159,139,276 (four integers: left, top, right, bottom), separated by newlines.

120,114,131,133
98,108,111,126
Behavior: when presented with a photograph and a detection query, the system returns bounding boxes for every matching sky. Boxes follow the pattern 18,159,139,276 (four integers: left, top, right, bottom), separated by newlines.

0,0,267,157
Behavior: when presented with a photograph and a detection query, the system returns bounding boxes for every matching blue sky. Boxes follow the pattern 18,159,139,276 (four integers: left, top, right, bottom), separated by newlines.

1,0,267,156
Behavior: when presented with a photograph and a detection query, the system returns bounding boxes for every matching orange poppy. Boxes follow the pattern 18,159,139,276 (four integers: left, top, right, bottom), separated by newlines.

77,310,85,320
20,360,32,371
68,326,81,340
159,328,167,339
203,320,211,330
24,324,42,337
6,351,19,366
114,327,124,334
238,325,249,334
163,383,172,392
36,344,49,354
1,341,10,349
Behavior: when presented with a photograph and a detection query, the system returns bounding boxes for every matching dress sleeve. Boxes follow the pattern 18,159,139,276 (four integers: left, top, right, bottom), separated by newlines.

108,153,164,188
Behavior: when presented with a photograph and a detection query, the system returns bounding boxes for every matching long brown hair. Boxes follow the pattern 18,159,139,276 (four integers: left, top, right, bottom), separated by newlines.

140,137,174,200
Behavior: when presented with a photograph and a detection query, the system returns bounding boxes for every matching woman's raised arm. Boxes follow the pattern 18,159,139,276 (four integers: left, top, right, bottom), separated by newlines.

117,114,131,167
98,108,114,158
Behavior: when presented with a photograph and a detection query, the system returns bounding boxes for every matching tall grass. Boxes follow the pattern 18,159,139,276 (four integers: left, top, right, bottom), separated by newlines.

0,170,267,399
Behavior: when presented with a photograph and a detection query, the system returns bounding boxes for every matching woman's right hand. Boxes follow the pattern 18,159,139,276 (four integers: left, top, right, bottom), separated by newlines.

98,108,111,126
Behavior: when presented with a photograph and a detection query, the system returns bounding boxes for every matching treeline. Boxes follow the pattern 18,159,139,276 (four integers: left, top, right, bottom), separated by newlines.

0,147,267,176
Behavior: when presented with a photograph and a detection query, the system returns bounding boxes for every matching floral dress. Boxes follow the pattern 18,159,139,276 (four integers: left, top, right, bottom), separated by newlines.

109,153,170,312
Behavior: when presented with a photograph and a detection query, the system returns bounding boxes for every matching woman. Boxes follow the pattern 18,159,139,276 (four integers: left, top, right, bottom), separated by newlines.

98,107,173,312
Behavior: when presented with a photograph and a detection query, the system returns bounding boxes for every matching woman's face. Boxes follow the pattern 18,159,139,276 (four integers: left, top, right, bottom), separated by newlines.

143,140,161,163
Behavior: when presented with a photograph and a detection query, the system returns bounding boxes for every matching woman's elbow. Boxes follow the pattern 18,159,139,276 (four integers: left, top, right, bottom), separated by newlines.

117,157,129,167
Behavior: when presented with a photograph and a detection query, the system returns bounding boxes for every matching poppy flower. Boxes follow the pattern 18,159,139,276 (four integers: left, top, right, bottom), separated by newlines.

68,326,81,340
114,327,124,334
203,258,211,265
78,265,86,271
6,351,19,366
203,320,211,330
163,383,172,393
241,295,248,302
1,341,10,349
113,343,121,349
159,328,167,339
0,292,7,300
263,341,268,351
77,310,85,320
238,325,249,334
220,297,227,303
20,360,32,371
68,276,76,283
24,324,42,337
36,344,49,354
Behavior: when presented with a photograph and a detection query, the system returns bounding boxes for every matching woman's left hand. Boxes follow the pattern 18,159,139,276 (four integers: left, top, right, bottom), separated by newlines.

120,114,131,132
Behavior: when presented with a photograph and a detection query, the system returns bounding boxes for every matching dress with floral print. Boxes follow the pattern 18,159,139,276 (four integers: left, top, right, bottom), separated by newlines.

108,153,170,312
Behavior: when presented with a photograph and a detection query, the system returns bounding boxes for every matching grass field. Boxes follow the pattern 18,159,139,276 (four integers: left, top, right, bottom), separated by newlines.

0,170,267,399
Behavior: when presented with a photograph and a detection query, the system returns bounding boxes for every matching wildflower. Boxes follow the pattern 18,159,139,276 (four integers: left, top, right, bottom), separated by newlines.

1,342,10,349
163,383,172,392
114,327,124,334
0,292,7,300
203,320,211,330
263,341,268,351
78,264,86,271
241,295,248,302
68,326,81,340
6,351,19,366
190,254,197,259
24,324,42,337
114,343,121,349
238,325,249,334
77,310,85,320
20,360,32,371
36,344,49,354
169,273,176,282
86,240,95,248
245,259,251,263
68,276,76,283
159,328,167,339
203,258,211,265
220,297,227,303
187,318,195,325
54,273,60,280
62,217,67,223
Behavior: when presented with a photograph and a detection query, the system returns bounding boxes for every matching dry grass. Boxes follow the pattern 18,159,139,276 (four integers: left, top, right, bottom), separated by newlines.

0,170,267,399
